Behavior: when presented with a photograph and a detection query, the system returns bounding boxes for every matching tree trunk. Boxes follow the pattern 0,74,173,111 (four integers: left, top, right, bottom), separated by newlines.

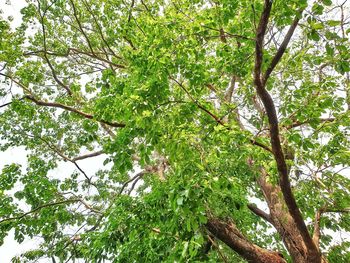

206,217,287,263
205,172,326,263
256,174,323,263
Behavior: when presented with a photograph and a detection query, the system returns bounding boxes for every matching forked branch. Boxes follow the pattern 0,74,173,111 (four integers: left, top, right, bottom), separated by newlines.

253,0,318,255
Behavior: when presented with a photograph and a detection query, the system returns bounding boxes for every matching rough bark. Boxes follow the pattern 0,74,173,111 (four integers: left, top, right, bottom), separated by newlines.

258,173,308,262
252,1,321,262
206,216,287,263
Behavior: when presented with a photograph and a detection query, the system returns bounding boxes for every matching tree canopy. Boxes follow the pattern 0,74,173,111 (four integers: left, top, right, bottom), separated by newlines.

0,0,350,262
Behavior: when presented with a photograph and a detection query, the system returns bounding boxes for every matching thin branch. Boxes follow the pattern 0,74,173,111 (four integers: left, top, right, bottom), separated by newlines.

24,95,125,128
73,162,92,183
88,162,166,232
37,2,73,95
29,134,95,185
0,199,79,224
70,0,95,55
207,235,229,263
284,117,336,129
123,36,137,50
324,208,350,213
25,48,125,69
118,171,145,195
263,13,301,84
100,123,116,137
224,76,236,103
250,138,273,154
170,77,273,154
128,0,135,23
312,209,322,248
81,0,121,59
170,77,226,125
72,150,104,162
247,204,272,224
127,174,143,195
60,192,102,214
201,25,255,41
0,73,32,94
0,97,25,108
310,206,350,250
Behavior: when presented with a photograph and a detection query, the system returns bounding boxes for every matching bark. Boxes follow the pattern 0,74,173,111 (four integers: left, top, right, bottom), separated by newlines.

206,216,286,263
207,2,324,260
252,1,321,262
257,173,324,263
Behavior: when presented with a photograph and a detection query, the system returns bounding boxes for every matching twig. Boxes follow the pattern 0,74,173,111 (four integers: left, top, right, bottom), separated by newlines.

0,199,80,224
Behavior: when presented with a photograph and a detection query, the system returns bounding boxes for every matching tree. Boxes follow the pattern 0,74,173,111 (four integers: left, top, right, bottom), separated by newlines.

0,0,349,262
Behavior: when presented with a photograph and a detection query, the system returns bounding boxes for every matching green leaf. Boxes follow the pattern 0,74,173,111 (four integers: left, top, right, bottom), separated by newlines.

322,0,332,6
327,20,341,27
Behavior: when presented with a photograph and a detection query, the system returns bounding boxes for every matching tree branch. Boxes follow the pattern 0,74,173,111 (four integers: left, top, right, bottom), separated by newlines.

72,150,104,162
118,171,146,195
247,203,272,224
70,0,95,56
313,206,350,248
263,14,301,84
25,48,125,69
170,77,273,153
206,216,286,263
0,101,13,108
0,199,79,224
207,235,229,263
28,134,96,186
0,97,26,109
24,95,125,128
284,118,336,129
81,0,121,60
37,2,73,95
254,0,273,86
312,209,322,248
253,1,319,256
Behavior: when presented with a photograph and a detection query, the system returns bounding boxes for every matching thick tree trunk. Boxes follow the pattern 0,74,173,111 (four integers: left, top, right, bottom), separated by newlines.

206,1,327,262
206,217,286,263
257,174,323,263
205,172,326,263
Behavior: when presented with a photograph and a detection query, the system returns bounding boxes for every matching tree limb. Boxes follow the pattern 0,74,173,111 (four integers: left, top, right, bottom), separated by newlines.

247,203,272,224
253,0,319,256
312,209,322,248
118,171,146,195
284,118,336,129
72,150,104,162
24,95,125,128
170,77,273,153
37,2,73,95
263,14,301,84
0,199,80,224
206,216,286,263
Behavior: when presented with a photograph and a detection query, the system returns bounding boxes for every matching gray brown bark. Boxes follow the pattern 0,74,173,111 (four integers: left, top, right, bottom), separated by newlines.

206,217,287,263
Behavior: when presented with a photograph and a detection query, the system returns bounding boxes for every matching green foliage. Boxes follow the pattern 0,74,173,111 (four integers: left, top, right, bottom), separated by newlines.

0,0,349,262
